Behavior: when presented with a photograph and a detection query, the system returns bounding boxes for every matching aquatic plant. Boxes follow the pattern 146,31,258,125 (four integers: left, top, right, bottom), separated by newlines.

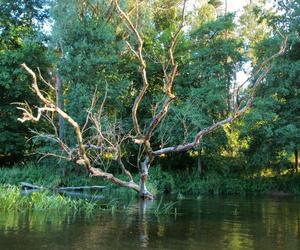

0,185,100,212
154,196,178,215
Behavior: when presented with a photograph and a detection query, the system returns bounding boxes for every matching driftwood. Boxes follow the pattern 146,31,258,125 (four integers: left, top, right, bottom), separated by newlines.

20,182,106,192
57,191,104,200
57,185,106,191
21,182,42,190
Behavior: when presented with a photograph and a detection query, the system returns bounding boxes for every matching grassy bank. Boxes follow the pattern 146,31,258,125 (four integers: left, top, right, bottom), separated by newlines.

0,185,99,212
148,167,300,196
0,162,137,212
1,162,300,202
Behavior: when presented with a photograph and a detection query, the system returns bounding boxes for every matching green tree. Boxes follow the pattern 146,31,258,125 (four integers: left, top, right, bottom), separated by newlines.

240,0,300,173
50,0,133,143
0,0,49,164
238,0,272,62
157,6,245,174
14,0,287,198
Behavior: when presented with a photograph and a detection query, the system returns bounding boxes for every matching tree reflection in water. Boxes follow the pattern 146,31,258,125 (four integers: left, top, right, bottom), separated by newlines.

0,196,300,250
138,200,153,248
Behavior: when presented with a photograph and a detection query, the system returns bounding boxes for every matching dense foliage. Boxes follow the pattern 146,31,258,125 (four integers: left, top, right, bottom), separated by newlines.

0,0,299,186
0,0,50,164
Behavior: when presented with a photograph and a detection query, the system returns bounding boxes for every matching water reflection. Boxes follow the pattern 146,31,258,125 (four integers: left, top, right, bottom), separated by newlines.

138,200,152,247
0,196,300,250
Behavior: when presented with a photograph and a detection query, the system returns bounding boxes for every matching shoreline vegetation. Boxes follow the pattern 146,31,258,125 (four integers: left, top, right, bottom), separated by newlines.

1,162,299,212
1,0,299,200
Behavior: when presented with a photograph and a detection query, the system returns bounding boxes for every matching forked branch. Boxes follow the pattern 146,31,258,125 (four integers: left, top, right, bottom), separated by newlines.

152,36,288,157
19,63,141,195
113,0,148,137
114,0,187,151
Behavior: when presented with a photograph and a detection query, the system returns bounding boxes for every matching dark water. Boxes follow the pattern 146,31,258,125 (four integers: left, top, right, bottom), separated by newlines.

1,196,300,250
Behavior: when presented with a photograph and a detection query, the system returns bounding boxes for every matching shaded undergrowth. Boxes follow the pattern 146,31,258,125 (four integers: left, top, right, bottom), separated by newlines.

0,162,102,188
1,162,300,212
148,167,300,196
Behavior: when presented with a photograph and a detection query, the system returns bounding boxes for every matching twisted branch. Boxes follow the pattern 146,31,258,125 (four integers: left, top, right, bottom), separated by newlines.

19,63,141,194
152,37,288,156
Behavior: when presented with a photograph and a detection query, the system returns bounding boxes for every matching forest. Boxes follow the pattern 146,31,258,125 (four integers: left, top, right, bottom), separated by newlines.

0,0,299,199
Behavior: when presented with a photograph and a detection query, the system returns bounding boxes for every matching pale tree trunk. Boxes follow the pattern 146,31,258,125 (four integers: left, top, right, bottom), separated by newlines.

138,200,151,247
139,157,152,199
18,2,287,200
56,69,65,141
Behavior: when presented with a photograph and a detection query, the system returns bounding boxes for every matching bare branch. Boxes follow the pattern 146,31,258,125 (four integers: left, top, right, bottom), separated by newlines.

113,0,148,137
20,64,142,195
125,40,139,58
144,0,187,142
37,67,55,90
21,64,53,107
82,86,98,133
37,153,71,163
153,37,288,157
116,145,133,181
17,106,55,123
234,35,288,103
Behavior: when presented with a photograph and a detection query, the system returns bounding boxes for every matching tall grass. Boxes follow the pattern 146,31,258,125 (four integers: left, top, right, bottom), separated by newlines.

153,196,178,215
0,185,99,212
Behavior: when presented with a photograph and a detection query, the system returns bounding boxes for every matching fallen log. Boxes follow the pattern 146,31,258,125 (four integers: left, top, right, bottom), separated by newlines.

21,182,42,190
58,190,104,200
57,185,107,192
20,182,107,193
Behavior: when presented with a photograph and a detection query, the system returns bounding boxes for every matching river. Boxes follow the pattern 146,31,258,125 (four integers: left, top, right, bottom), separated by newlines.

1,195,300,249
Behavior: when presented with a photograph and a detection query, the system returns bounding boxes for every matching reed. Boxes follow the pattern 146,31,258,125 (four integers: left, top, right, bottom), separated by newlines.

0,185,99,212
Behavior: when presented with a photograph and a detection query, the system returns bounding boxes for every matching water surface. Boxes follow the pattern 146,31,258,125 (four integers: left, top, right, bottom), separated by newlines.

1,196,300,249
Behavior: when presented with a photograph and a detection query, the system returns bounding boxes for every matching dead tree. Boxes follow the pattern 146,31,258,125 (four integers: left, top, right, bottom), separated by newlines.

17,0,287,199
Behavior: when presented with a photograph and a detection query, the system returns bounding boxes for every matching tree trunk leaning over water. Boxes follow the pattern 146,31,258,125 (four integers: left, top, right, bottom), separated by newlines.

17,0,287,199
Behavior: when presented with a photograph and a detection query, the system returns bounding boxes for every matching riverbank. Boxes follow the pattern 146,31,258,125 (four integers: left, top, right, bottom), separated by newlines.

0,163,136,212
0,185,100,212
0,162,300,214
1,162,300,198
148,167,300,197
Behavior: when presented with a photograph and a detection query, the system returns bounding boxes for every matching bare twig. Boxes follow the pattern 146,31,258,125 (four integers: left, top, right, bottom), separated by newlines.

37,67,55,90
113,0,148,137
152,37,287,157
20,64,142,195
